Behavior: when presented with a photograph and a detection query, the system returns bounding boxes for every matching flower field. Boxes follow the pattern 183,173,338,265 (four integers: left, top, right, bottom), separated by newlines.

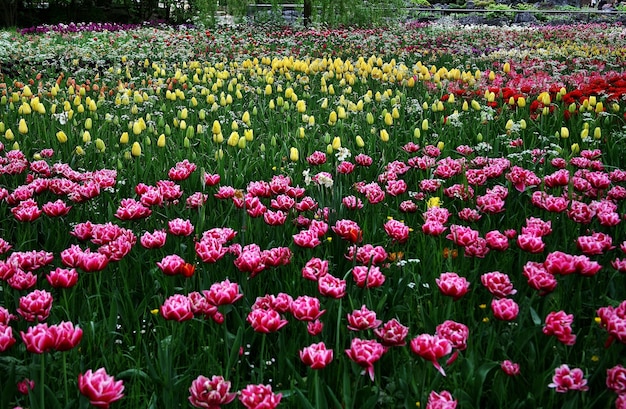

1,20,626,409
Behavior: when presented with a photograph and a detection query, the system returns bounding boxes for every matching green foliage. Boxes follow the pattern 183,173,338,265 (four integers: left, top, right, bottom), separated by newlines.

411,0,432,7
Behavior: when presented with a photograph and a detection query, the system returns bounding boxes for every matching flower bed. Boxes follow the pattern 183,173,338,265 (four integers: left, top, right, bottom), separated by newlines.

0,21,625,409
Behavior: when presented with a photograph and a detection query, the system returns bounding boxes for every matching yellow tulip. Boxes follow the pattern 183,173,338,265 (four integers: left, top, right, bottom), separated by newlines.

289,147,299,162
120,132,129,144
132,121,142,135
227,131,240,147
157,134,166,147
212,120,222,135
594,127,602,140
503,62,510,73
83,130,91,143
95,138,106,152
75,146,85,155
421,119,429,131
384,112,393,126
0,122,4,133
437,141,445,151
471,100,481,111
5,128,15,140
18,119,28,134
242,111,250,126
328,111,337,125
54,130,67,143
131,142,141,157
462,101,469,111
560,127,570,139
413,128,421,139
571,143,579,154
380,129,390,142
356,135,365,147
332,136,341,150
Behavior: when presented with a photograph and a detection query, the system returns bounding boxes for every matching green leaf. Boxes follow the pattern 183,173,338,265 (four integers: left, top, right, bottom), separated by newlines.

529,306,542,326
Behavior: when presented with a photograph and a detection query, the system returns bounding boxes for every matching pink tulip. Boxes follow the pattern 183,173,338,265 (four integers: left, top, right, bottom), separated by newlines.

544,251,577,275
384,219,409,243
426,390,457,409
11,199,41,221
195,237,227,263
42,199,72,217
522,261,558,295
543,311,576,346
49,321,83,351
436,272,470,301
606,365,626,395
293,229,321,248
168,218,194,236
188,375,236,408
307,320,324,336
548,364,588,393
46,267,79,288
17,378,35,395
345,338,386,381
114,198,151,220
332,219,363,243
342,195,364,210
302,257,329,281
291,295,325,321
77,250,109,272
203,172,221,186
516,233,545,253
480,271,517,299
234,244,266,277
299,342,334,369
347,305,382,331
374,318,409,347
501,360,520,376
78,368,124,408
485,230,509,251
410,334,452,376
247,308,288,333
446,224,478,247
0,324,16,352
318,274,346,299
17,289,53,322
345,244,387,265
7,270,37,291
20,323,53,354
140,229,167,249
160,294,194,322
187,292,218,320
203,279,243,306
157,254,187,276
352,265,386,289
491,298,519,321
436,320,469,351
239,384,282,409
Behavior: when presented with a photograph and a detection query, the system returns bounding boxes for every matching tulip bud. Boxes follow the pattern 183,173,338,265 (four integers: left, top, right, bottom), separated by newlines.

413,128,420,139
462,101,469,111
75,146,85,155
580,128,589,139
380,129,390,142
18,119,28,134
471,100,481,111
5,128,14,140
437,141,445,151
227,131,239,147
594,127,601,140
95,138,106,152
503,62,510,73
384,112,393,126
560,127,569,139
505,119,514,131
244,129,254,141
421,119,429,131
332,136,341,150
289,147,299,162
131,141,141,157
212,120,221,135
517,97,526,108
56,130,68,143
157,133,166,147
571,143,579,154
520,119,527,130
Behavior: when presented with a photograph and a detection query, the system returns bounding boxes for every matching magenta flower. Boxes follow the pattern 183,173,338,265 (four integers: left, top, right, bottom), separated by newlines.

20,323,53,354
436,272,470,301
156,254,187,276
291,295,325,321
77,250,109,272
490,298,519,321
160,294,194,322
480,271,517,299
203,279,243,306
195,237,227,263
140,229,167,249
345,338,386,381
78,368,124,408
410,334,452,376
318,273,346,299
17,378,35,395
0,324,16,352
293,229,322,248
239,384,281,409
426,390,457,409
299,342,334,369
347,305,382,331
548,364,589,393
188,375,236,408
384,219,409,243
46,267,79,288
501,360,520,376
606,365,626,395
522,261,557,295
49,321,83,351
543,311,577,346
17,289,53,322
168,218,194,236
374,318,409,347
234,244,266,277
446,224,478,247
307,320,324,336
436,320,469,352
246,309,288,333
42,199,72,217
352,265,386,288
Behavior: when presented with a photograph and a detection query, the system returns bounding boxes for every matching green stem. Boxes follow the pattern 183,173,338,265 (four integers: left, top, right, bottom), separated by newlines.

62,352,68,407
40,353,45,409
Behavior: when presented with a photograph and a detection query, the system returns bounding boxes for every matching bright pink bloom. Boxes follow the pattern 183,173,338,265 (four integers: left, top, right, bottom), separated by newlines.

8,270,37,290
480,271,516,299
342,195,364,210
239,384,282,409
446,225,478,247
168,159,196,181
318,274,346,299
516,234,545,253
302,257,329,281
188,375,236,409
140,230,167,249
306,150,327,165
0,324,16,352
597,301,626,345
613,258,626,273
17,378,35,395
11,199,41,221
490,298,519,321
345,338,386,381
188,292,218,320
204,279,242,306
157,254,187,276
422,221,447,236
291,295,325,321
543,311,577,346
410,334,452,376
548,364,589,393
485,230,509,251
332,219,362,243
20,323,53,353
139,186,164,207
300,342,334,369
458,207,482,222
426,390,457,409
293,229,321,248
384,219,409,243
436,272,470,300
234,244,266,277
307,320,324,336
186,192,208,208
574,255,602,276
49,321,83,351
436,320,469,351
501,360,520,376
354,153,373,166
352,265,386,288
522,261,558,295
114,198,151,220
264,210,287,226
345,244,388,265
168,218,194,236
606,365,626,395
0,237,12,254
544,251,577,275
337,161,356,174
374,318,409,347
77,250,109,272
46,267,78,288
347,305,382,331
195,237,227,263
203,173,221,186
247,308,288,333
42,199,72,217
386,179,407,196
160,294,194,322
17,289,53,322
576,232,614,255
78,368,124,409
